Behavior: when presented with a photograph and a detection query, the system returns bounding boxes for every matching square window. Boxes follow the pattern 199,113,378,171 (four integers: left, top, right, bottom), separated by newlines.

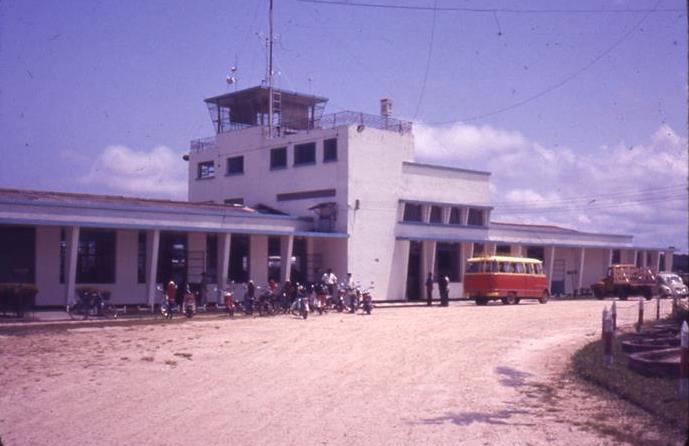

467,208,484,226
294,142,316,166
197,161,215,179
323,138,337,162
429,206,443,223
270,147,287,169
226,156,244,175
403,203,423,222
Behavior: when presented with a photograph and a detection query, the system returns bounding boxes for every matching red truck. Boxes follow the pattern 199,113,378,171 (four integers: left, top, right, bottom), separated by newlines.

591,264,656,300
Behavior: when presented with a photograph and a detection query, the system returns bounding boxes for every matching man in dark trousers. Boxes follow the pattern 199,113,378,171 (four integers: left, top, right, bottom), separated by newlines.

425,273,434,306
439,274,449,307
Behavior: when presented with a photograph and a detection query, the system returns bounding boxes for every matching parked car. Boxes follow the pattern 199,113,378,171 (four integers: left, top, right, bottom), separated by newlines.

656,272,688,298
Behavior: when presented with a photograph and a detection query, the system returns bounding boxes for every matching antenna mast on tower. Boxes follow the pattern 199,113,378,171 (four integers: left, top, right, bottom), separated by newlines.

267,0,275,138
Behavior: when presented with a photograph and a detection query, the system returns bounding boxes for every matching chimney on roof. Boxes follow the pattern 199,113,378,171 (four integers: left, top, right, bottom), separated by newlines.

380,98,392,117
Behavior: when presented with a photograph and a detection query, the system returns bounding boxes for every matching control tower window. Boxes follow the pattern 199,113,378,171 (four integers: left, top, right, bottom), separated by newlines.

197,161,215,179
294,142,316,166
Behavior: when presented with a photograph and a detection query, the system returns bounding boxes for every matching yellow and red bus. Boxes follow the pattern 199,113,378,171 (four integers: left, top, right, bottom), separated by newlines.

464,256,549,306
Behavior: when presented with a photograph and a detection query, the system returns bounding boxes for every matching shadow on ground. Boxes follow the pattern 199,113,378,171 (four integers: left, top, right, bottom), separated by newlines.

495,366,533,388
415,408,534,427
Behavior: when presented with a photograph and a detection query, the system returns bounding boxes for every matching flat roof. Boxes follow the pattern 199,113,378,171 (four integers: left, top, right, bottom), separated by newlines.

204,86,329,108
403,161,491,176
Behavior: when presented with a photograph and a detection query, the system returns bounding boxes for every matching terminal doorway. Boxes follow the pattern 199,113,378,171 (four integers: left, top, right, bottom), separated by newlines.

406,241,422,300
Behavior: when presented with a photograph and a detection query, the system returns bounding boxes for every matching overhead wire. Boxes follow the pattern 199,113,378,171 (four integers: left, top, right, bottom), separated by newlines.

413,0,438,120
298,0,683,14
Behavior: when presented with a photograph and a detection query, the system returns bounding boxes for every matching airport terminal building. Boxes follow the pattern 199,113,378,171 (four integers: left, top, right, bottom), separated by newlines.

0,86,674,306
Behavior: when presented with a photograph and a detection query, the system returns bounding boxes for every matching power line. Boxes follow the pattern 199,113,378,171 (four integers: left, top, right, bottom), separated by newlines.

298,0,683,14
432,0,664,124
413,0,438,120
490,184,688,208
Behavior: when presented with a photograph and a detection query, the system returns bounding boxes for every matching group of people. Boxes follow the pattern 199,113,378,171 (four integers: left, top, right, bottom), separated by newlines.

425,273,450,307
237,267,355,313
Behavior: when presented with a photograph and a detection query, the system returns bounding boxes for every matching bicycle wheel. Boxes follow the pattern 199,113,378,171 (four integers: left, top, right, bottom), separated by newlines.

68,303,88,320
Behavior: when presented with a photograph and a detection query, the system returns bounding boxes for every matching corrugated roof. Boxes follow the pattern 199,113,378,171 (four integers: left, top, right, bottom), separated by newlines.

0,188,260,216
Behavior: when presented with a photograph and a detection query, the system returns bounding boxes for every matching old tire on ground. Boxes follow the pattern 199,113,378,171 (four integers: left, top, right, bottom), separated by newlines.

539,290,549,304
500,297,509,305
475,298,488,306
505,293,517,305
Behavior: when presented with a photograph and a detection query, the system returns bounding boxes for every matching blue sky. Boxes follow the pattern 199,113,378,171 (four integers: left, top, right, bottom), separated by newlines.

0,0,687,251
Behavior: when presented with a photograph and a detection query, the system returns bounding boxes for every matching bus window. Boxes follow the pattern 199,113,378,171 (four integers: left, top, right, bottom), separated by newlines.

515,263,525,274
534,264,543,274
488,261,498,272
499,262,511,273
466,263,480,273
525,263,534,274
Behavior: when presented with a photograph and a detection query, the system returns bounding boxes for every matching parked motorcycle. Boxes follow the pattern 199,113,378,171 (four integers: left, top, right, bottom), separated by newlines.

290,286,309,319
361,286,374,315
223,290,235,317
183,287,197,318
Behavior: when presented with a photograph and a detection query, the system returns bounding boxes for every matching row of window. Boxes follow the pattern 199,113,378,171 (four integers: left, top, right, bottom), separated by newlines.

466,261,545,275
197,138,338,179
402,203,486,226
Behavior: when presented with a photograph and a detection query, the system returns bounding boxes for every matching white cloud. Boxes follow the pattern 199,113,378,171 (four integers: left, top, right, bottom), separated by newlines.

81,145,187,199
414,122,688,251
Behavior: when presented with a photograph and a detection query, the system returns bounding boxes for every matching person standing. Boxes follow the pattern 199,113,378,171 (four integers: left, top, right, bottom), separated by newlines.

439,275,449,307
425,273,434,306
322,268,338,300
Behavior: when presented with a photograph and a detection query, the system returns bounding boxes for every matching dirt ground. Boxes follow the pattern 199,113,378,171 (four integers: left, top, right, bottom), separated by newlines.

0,300,685,446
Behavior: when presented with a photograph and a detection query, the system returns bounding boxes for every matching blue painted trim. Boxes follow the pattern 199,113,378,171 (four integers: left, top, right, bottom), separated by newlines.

0,217,350,239
393,235,665,251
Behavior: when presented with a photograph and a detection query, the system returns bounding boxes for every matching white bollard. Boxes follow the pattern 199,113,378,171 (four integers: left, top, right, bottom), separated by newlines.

602,307,613,366
611,301,617,332
680,321,688,400
636,299,644,333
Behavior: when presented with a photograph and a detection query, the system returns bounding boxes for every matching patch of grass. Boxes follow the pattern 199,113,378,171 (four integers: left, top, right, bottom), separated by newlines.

571,332,686,430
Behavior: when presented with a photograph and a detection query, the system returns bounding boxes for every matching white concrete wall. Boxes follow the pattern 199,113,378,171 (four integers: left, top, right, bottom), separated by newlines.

188,126,348,230
400,163,490,205
249,235,269,285
346,126,415,299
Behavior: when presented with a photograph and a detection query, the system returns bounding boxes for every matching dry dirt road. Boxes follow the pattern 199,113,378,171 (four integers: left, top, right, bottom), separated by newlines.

0,300,684,446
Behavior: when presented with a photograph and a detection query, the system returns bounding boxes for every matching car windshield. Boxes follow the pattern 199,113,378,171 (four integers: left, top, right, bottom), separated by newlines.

666,275,682,284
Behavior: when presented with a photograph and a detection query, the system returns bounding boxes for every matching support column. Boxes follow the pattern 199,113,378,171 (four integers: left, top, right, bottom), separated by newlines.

632,250,638,266
64,226,80,306
145,229,160,310
577,247,586,292
546,246,556,294
421,240,437,297
441,207,451,225
607,249,613,267
280,235,294,282
217,233,231,299
249,235,269,284
666,250,674,272
460,208,469,226
640,250,648,267
654,251,661,272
